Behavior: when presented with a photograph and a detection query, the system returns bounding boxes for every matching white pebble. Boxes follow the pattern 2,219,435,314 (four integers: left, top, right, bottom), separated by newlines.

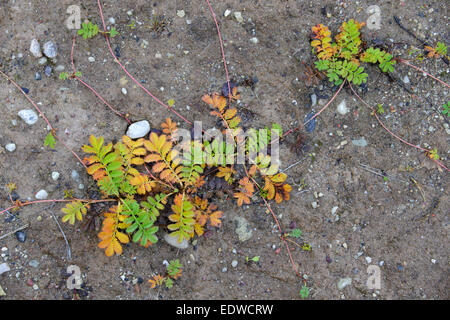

224,9,231,17
365,257,372,264
5,143,16,152
51,172,60,181
109,17,116,24
231,260,238,268
38,57,47,65
250,37,259,44
155,53,162,58
331,206,339,215
88,56,95,62
336,100,349,115
233,12,244,23
126,120,151,139
163,233,189,249
18,109,38,125
177,10,185,18
43,41,57,58
35,189,48,200
403,75,410,84
121,87,127,95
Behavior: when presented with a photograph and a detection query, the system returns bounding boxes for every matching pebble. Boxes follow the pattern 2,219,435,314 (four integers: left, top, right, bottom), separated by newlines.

35,189,48,200
402,75,410,84
177,10,185,18
352,138,368,147
222,267,228,272
233,12,244,23
163,233,189,249
310,94,317,107
231,260,238,268
88,56,95,62
51,171,60,181
18,109,38,125
311,201,318,209
5,143,16,152
431,259,436,264
15,231,26,243
35,72,42,80
30,39,42,58
397,263,404,271
44,65,52,76
55,65,65,72
38,57,47,65
0,263,10,275
224,9,231,17
379,261,385,267
121,88,128,95
337,278,352,290
109,17,116,24
71,170,80,181
365,256,372,264
43,41,57,58
250,37,259,44
28,260,39,268
304,111,317,133
233,216,253,242
336,100,349,115
155,53,162,59
33,284,39,290
0,286,5,296
331,206,339,215
126,120,151,139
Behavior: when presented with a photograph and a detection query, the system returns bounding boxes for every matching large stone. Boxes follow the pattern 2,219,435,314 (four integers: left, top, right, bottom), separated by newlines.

30,39,42,58
164,233,189,249
233,216,253,242
43,41,57,58
18,109,38,125
126,120,151,139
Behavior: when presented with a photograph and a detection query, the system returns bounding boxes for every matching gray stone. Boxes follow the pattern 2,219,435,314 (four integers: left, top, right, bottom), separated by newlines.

352,138,368,147
38,57,47,65
233,12,244,23
337,277,352,290
71,170,80,181
311,94,317,107
43,41,57,58
28,260,39,268
0,263,10,275
233,216,253,242
51,172,60,181
126,120,151,139
231,260,238,268
163,233,189,249
30,39,42,58
35,189,48,200
402,75,410,84
18,109,38,125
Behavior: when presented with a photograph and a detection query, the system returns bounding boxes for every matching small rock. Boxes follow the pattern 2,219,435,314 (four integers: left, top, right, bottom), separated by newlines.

337,277,352,290
38,57,47,65
163,233,189,249
32,284,39,290
155,53,162,59
431,259,436,264
44,65,52,76
397,263,404,271
26,279,34,286
365,256,372,264
233,216,253,242
18,109,38,125
35,189,48,200
221,267,228,272
233,11,244,23
224,9,231,17
177,10,185,18
15,231,26,243
121,87,128,95
0,285,5,296
304,111,317,133
231,260,238,268
311,201,318,209
28,260,39,268
402,75,410,84
51,172,60,181
326,256,332,263
250,37,259,44
352,138,368,147
310,94,317,107
35,72,42,80
126,120,151,139
379,261,385,267
331,206,339,215
109,17,116,24
43,41,57,58
30,39,42,58
336,100,349,115
55,65,65,72
0,263,10,275
88,56,95,63
69,171,79,182
5,143,16,152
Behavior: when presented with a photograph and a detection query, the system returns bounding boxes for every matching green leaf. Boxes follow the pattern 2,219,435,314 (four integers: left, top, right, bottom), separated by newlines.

288,228,302,238
44,132,56,149
109,27,119,38
299,285,310,299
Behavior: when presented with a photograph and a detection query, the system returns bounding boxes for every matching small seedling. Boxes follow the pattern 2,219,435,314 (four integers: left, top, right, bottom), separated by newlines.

442,101,449,116
78,21,119,39
44,132,56,149
301,243,312,251
299,285,310,299
425,41,448,58
245,256,260,263
59,71,82,80
287,228,302,238
376,104,384,115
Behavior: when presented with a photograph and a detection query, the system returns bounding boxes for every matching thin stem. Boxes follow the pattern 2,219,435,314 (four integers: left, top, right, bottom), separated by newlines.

96,0,192,126
349,84,449,172
398,58,450,88
283,80,346,137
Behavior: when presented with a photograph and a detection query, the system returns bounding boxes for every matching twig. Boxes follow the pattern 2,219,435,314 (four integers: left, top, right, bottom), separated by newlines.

49,210,72,261
0,224,29,241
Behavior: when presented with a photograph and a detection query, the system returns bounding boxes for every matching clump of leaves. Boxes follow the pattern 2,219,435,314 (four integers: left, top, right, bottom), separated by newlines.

442,101,449,116
148,259,183,289
78,21,119,39
59,71,82,80
299,285,310,299
61,88,291,258
425,41,448,59
311,19,396,85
